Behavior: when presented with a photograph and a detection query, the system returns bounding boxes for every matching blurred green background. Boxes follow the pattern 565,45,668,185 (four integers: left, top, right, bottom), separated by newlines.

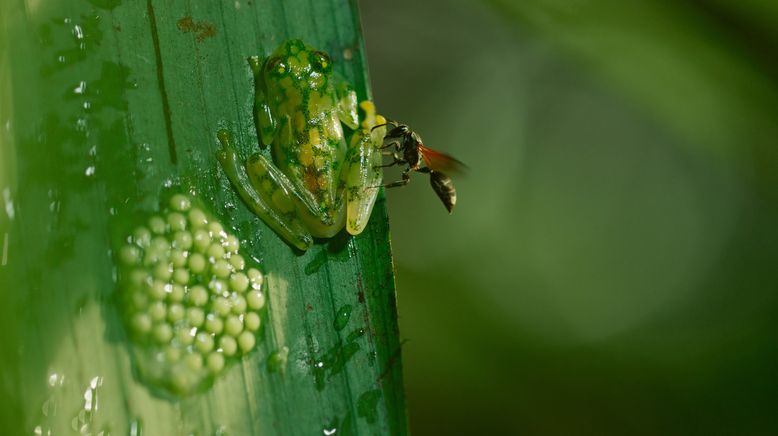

361,0,778,434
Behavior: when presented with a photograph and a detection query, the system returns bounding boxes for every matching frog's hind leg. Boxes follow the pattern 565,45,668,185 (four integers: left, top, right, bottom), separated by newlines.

216,129,313,250
341,101,387,235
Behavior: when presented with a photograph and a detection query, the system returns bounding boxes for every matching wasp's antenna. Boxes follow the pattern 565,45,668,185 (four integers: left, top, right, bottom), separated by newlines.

371,120,399,132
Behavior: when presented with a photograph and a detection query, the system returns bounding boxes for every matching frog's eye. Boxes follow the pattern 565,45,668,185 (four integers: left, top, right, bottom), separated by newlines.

310,51,331,72
265,56,286,75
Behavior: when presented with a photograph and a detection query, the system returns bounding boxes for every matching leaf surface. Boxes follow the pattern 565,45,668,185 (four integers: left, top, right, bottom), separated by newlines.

0,0,407,434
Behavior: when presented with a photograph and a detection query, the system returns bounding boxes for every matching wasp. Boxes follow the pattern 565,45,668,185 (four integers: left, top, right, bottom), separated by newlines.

373,121,466,213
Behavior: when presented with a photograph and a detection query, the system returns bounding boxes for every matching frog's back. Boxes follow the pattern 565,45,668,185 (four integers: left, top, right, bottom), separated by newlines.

264,40,347,225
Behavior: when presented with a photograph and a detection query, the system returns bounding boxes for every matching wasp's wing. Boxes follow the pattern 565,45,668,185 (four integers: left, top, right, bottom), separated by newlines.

418,144,467,174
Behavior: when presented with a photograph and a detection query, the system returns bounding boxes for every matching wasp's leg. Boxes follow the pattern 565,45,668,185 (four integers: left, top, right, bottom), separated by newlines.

335,80,359,130
248,56,276,148
380,141,401,153
341,101,387,235
376,159,401,169
216,130,313,250
383,170,411,188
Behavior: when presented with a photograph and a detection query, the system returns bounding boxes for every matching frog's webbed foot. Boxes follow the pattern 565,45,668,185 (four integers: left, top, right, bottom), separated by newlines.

335,80,359,130
216,129,313,251
249,56,276,148
341,101,387,235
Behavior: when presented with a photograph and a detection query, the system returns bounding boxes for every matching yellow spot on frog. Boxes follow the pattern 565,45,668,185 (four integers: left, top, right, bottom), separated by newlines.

288,55,301,71
308,129,321,147
279,76,293,91
359,100,377,129
308,91,330,115
294,112,306,132
285,86,302,109
299,143,314,166
323,115,342,139
371,114,388,141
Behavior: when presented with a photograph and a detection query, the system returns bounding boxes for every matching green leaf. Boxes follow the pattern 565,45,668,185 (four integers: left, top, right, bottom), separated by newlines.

0,0,407,434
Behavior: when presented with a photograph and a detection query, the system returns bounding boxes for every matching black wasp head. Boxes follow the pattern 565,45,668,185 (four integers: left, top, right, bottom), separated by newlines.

386,124,410,140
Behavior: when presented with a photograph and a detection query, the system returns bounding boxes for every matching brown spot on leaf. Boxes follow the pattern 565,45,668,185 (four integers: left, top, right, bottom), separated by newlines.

176,16,216,42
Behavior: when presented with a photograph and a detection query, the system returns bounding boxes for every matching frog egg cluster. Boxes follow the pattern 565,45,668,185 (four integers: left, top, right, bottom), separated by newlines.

116,193,266,396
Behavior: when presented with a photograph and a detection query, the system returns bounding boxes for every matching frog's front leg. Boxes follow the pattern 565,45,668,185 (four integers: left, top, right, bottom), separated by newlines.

340,101,387,235
249,56,276,148
216,130,313,250
335,80,359,130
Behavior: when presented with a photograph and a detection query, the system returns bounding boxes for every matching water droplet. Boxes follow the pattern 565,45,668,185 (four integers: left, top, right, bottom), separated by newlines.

89,376,101,389
323,428,336,435
83,389,93,411
73,24,84,40
75,117,88,132
85,166,95,177
129,418,143,436
73,80,87,94
3,187,15,220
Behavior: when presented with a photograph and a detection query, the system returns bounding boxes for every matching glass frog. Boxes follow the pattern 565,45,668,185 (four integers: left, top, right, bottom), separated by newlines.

217,40,387,251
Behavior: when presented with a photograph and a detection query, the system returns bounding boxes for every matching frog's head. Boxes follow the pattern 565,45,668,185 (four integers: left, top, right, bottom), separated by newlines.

262,39,333,90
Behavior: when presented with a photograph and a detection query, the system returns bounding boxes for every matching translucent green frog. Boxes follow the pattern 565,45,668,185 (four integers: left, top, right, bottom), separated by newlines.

217,40,386,251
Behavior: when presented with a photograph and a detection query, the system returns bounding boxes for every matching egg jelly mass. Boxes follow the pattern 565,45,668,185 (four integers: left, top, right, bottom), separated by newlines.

115,193,266,397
